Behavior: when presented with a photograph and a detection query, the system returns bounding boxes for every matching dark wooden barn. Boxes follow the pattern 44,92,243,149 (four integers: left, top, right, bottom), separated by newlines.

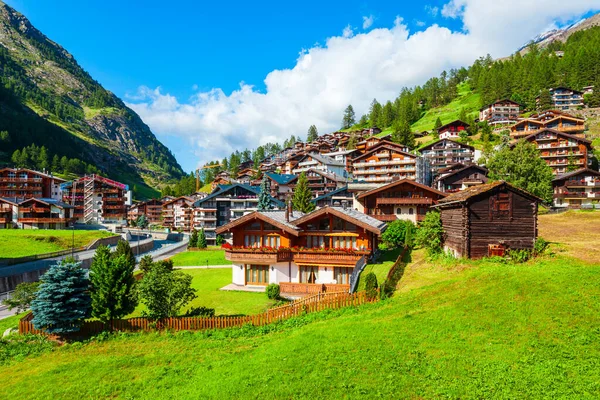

433,181,541,259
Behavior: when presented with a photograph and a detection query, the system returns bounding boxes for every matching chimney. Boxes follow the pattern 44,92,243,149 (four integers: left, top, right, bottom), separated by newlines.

286,198,291,222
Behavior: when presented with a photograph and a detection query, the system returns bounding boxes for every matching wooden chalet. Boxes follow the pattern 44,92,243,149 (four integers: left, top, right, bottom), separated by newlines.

16,197,75,229
216,206,386,294
433,181,541,259
128,199,164,224
236,168,257,184
0,168,65,200
288,168,348,199
356,133,392,152
0,197,18,228
312,186,354,208
352,143,418,184
551,168,600,210
510,111,585,139
264,173,298,201
419,139,476,173
356,179,447,223
437,120,469,140
479,99,521,126
433,163,489,193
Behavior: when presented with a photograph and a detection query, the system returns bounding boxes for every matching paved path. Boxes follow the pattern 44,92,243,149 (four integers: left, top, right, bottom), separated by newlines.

174,265,232,269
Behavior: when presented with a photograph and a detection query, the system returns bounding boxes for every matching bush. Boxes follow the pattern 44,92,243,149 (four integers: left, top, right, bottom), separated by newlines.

364,272,378,300
533,237,549,256
184,306,215,317
379,220,416,250
507,249,531,263
216,235,225,246
266,284,280,300
188,230,198,249
415,211,444,257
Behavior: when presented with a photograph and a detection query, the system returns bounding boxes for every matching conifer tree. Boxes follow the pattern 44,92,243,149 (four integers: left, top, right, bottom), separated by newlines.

113,240,136,268
89,246,137,328
342,105,356,129
307,125,319,142
136,214,148,229
369,99,382,127
434,117,443,130
391,120,415,149
257,174,272,211
292,172,316,213
31,261,91,334
197,228,207,249
538,89,554,111
188,229,198,249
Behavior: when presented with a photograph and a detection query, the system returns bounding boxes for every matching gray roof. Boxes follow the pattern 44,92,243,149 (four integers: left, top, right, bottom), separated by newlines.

329,206,387,232
257,210,305,230
301,152,345,167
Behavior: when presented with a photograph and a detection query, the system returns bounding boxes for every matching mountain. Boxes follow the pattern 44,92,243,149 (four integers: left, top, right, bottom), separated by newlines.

518,12,600,52
0,1,184,198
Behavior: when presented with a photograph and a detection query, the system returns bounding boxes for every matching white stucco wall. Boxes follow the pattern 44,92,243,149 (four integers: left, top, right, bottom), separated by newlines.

395,207,417,223
232,263,245,285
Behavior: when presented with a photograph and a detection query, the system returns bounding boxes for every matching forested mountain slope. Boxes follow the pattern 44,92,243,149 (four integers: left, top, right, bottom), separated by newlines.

0,1,183,198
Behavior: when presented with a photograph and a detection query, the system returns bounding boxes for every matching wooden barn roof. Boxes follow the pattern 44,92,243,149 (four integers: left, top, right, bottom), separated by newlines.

434,181,542,207
356,178,446,200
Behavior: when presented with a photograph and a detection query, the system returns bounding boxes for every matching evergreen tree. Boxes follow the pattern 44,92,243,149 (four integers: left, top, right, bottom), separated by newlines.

89,246,137,328
358,114,369,128
391,120,415,148
138,254,154,274
538,89,554,111
434,117,443,130
112,240,136,268
51,154,60,173
136,214,148,229
346,134,358,150
188,229,198,249
307,125,319,142
567,151,579,172
0,130,10,143
341,105,356,129
458,108,468,122
369,99,382,127
381,101,396,128
216,235,225,246
487,141,554,203
257,174,272,211
197,228,207,249
30,261,91,335
292,172,316,213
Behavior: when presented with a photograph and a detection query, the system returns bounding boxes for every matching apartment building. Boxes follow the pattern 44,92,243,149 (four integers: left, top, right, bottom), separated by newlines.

312,186,354,208
288,168,348,199
437,120,469,140
292,153,347,177
0,168,65,200
351,143,421,184
323,149,359,174
552,168,600,209
193,184,284,245
61,175,131,225
479,99,521,126
419,139,477,175
433,164,489,193
510,110,585,139
16,198,75,229
537,87,584,111
162,196,194,231
128,199,164,225
519,129,593,175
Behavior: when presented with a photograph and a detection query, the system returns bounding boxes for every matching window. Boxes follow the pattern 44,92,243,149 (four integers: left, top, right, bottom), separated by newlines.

244,235,262,247
300,266,319,284
306,236,326,248
244,221,261,230
246,265,269,285
265,235,280,248
332,236,357,249
490,192,511,219
408,208,414,215
334,267,353,284
318,218,330,231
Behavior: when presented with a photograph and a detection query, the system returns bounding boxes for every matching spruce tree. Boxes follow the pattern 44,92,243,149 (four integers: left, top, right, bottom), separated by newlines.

342,105,356,129
188,229,198,249
392,120,415,148
113,240,136,268
538,89,554,111
89,246,137,328
292,172,316,213
257,174,272,211
136,214,148,229
369,99,382,127
346,134,358,150
31,261,92,335
307,125,319,142
434,117,443,130
197,228,207,249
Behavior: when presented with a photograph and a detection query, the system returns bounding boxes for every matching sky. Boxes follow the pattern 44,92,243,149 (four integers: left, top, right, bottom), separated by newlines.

5,0,600,172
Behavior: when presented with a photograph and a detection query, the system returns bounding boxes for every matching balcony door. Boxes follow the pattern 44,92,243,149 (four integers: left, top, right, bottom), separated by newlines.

245,264,269,285
300,266,319,284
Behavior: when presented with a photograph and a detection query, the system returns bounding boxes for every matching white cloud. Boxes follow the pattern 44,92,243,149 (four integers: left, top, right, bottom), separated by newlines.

342,24,354,38
128,0,600,169
425,5,439,17
415,20,426,27
441,1,464,18
362,15,374,29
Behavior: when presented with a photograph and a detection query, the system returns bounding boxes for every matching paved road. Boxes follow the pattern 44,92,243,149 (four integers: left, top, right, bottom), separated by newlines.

174,265,232,269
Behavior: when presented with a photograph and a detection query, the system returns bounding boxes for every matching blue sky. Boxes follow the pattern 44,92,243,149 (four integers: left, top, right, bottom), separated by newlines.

4,0,600,172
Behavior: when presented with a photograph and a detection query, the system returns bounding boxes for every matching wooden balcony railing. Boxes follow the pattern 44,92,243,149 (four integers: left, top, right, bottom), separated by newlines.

279,282,350,295
18,218,68,223
376,197,433,205
225,249,368,265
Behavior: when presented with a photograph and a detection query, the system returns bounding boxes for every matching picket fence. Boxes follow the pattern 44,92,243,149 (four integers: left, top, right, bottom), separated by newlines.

19,291,372,336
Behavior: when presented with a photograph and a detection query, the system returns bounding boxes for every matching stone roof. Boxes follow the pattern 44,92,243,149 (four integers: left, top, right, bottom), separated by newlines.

435,181,542,205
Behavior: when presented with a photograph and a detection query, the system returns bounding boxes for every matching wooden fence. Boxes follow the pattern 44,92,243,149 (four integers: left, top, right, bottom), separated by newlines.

19,291,372,336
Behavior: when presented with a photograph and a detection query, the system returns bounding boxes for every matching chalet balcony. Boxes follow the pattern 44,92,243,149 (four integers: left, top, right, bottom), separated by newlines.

279,282,350,295
376,197,434,205
18,217,68,223
225,248,369,265
0,177,43,183
0,217,11,223
554,192,591,199
565,180,600,188
353,159,415,168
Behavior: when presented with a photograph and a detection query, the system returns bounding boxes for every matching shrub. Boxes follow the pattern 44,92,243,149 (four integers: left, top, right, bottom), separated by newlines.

415,211,444,257
508,249,531,263
2,281,40,313
188,230,198,249
533,237,549,256
184,306,215,317
216,235,225,246
138,255,154,274
266,284,280,300
379,220,415,250
364,272,378,300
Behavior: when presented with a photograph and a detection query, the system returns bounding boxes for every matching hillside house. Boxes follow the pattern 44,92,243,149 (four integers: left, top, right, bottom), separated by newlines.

433,164,489,193
16,198,75,229
128,199,164,225
351,143,420,184
216,206,385,293
355,134,392,152
312,186,354,208
437,120,469,140
510,110,585,139
479,99,521,126
289,169,348,199
0,168,65,200
419,139,477,174
61,175,130,225
263,173,298,201
433,181,540,259
292,153,347,177
551,168,600,210
323,149,359,174
162,196,194,231
518,129,593,175
236,168,257,184
537,87,584,111
0,198,18,229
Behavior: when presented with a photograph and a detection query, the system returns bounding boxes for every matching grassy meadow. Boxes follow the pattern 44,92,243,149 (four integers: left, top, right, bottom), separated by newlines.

168,247,231,266
0,230,116,259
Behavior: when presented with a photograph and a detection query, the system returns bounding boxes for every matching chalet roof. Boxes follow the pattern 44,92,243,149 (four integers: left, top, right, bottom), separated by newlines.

552,168,600,182
418,139,475,152
266,173,298,185
551,86,583,95
297,152,344,167
292,206,386,235
437,162,466,174
437,164,488,182
352,144,416,163
215,210,304,236
517,128,592,145
0,168,66,182
436,119,470,132
19,197,75,209
305,168,348,183
479,98,522,111
512,119,544,127
311,186,351,204
434,181,542,206
356,178,446,200
163,196,195,206
0,197,22,205
194,183,285,208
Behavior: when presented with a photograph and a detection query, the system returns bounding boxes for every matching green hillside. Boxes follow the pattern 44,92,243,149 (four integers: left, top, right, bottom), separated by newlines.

2,212,600,399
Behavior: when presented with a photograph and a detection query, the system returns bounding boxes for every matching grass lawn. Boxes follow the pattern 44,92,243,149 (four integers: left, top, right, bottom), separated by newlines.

0,313,27,334
169,247,231,266
131,268,275,317
356,247,403,291
0,230,116,259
